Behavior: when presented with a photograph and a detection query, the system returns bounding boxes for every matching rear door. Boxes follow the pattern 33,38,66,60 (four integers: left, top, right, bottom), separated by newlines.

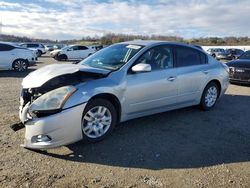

174,45,209,104
78,46,90,59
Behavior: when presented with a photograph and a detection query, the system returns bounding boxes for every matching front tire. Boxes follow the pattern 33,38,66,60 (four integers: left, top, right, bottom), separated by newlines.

12,59,28,72
37,50,42,57
81,99,117,142
200,82,219,110
57,54,68,61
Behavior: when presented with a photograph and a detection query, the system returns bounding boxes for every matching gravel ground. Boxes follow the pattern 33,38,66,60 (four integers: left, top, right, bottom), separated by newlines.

0,55,249,188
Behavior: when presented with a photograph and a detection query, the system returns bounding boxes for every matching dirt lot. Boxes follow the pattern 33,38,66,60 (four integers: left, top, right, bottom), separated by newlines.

0,55,249,188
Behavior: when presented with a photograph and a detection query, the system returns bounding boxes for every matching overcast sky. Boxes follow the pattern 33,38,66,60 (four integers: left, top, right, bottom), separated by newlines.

0,0,249,40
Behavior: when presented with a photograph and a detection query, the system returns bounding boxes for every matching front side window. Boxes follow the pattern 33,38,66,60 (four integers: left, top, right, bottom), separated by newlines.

81,44,143,71
134,45,173,71
71,46,79,51
176,46,206,67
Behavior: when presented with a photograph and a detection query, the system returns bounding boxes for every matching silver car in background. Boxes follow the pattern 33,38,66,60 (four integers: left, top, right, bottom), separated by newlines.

19,40,229,149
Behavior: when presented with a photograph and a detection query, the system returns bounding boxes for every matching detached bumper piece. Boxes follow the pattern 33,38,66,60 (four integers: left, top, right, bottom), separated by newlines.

10,122,25,132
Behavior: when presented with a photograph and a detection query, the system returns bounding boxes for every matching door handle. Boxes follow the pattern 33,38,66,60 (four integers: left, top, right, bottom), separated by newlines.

167,76,176,81
203,70,210,74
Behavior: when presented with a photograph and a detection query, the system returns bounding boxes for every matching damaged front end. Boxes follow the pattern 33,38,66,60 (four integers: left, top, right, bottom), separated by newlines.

20,71,105,122
17,69,107,149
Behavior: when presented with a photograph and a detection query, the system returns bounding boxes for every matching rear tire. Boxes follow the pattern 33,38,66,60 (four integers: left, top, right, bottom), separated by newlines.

12,59,28,72
200,82,219,110
81,99,117,143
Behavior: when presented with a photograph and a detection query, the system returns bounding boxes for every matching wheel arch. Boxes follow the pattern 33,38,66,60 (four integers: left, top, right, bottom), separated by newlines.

88,93,122,124
203,79,222,98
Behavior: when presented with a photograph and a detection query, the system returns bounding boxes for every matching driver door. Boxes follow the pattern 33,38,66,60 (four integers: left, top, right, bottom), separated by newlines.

124,45,178,116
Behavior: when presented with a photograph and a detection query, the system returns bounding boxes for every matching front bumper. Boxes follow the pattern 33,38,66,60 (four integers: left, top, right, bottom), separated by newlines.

27,57,38,66
19,103,86,149
229,68,250,84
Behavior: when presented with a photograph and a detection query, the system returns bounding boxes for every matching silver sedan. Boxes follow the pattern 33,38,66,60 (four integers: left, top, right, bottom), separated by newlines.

19,40,229,149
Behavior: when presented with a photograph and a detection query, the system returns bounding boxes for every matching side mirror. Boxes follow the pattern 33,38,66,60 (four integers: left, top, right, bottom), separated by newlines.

132,63,151,73
67,48,72,51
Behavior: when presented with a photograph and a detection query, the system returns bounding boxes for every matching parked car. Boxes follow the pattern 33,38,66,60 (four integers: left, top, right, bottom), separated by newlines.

18,41,229,149
226,50,250,84
53,44,66,50
50,45,96,61
207,48,230,60
0,42,37,72
19,43,46,57
226,48,244,60
45,44,54,52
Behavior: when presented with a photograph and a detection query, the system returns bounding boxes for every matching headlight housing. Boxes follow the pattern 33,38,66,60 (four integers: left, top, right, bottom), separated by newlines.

29,86,77,117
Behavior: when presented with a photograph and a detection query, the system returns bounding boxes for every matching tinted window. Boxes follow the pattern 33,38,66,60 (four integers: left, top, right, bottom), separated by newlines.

78,46,88,50
135,45,173,71
72,46,82,50
176,46,206,67
27,44,39,48
200,52,207,64
0,44,15,51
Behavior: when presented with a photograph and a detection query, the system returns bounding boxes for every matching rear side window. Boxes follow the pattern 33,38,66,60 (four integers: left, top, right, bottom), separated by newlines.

27,44,39,48
0,44,15,51
78,46,88,50
175,46,207,67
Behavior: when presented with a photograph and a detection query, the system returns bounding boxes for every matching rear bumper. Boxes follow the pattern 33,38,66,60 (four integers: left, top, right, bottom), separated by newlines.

19,103,86,149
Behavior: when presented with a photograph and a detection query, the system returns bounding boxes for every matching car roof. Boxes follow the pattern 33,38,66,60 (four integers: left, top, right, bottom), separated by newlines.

0,41,21,47
119,40,204,52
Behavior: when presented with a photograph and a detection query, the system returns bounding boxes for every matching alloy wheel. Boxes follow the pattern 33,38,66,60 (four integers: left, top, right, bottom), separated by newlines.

13,60,27,72
82,106,112,138
204,86,218,107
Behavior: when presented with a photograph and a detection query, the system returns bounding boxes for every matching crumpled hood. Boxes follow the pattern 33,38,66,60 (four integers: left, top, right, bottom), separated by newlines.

22,64,110,88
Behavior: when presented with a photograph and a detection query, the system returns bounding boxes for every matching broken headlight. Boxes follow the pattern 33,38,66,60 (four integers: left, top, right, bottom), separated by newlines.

29,86,77,117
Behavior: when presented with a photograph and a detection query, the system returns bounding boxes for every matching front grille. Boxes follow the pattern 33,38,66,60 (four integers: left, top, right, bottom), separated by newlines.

229,67,250,81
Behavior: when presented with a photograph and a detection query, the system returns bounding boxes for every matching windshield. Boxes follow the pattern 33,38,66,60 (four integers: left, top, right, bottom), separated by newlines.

239,51,250,60
80,44,144,70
